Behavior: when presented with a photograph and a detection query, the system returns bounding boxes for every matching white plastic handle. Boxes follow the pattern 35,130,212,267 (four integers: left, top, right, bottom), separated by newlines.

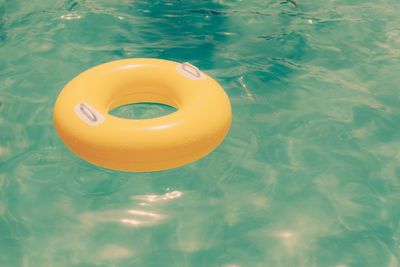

176,62,206,80
74,102,105,126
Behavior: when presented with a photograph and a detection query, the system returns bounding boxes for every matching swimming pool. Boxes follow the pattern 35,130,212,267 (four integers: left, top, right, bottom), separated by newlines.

1,0,400,266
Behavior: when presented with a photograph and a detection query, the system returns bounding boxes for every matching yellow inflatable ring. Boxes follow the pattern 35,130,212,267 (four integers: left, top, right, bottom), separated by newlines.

53,58,231,172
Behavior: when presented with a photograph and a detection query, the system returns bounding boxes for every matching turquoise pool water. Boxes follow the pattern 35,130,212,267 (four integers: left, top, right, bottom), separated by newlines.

1,0,400,266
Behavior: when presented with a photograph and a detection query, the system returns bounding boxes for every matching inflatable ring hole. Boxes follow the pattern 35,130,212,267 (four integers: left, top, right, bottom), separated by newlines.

108,102,178,120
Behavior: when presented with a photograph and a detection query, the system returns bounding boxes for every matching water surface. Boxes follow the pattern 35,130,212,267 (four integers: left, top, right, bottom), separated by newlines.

1,0,400,266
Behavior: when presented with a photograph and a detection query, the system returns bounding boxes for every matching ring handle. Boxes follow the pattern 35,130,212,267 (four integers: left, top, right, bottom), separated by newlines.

80,103,97,122
176,62,206,80
74,102,105,126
